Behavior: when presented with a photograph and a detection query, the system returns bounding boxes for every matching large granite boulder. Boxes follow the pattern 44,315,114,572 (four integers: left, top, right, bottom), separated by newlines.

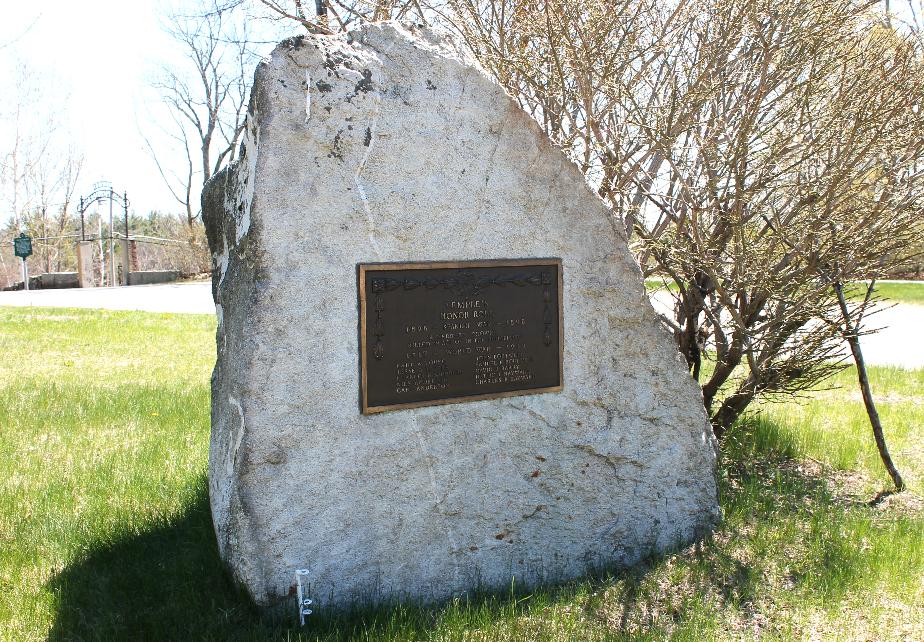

203,22,719,611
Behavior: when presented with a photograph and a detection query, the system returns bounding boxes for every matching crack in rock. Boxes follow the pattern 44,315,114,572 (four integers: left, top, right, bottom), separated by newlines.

573,443,646,478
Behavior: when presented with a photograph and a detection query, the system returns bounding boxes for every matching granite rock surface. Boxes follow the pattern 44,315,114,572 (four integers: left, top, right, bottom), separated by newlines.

203,22,719,610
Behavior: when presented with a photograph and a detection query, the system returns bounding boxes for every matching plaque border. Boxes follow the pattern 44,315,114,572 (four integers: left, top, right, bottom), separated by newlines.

358,258,564,415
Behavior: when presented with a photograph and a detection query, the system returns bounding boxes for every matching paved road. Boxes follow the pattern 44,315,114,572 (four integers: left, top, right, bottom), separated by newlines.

1,281,922,368
857,306,924,369
0,282,215,315
648,291,924,370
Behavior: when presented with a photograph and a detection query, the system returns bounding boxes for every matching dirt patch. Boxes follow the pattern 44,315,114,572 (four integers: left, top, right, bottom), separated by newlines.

781,457,923,513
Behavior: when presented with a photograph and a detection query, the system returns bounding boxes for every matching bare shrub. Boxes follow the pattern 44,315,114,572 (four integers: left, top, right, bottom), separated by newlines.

445,0,924,435
179,0,924,437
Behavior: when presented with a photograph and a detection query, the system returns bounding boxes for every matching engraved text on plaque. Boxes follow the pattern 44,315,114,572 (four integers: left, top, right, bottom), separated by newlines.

358,259,563,413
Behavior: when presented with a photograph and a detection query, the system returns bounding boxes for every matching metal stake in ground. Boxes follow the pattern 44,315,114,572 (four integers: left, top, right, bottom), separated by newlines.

13,233,33,291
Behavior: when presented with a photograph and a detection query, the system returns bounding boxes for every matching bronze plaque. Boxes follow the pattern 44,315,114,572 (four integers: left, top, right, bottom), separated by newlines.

358,259,563,414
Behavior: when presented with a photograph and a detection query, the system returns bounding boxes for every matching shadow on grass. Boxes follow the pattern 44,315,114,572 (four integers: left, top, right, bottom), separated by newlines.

46,477,267,642
44,472,596,642
46,416,906,641
721,413,829,515
714,415,911,601
598,414,909,636
44,474,611,641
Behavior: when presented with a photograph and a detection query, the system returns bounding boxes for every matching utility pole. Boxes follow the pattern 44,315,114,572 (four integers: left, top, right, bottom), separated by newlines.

97,204,105,287
108,189,116,287
42,206,50,273
122,192,130,286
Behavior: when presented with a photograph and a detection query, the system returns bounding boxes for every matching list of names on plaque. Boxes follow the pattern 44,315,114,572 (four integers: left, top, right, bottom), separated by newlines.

359,260,562,413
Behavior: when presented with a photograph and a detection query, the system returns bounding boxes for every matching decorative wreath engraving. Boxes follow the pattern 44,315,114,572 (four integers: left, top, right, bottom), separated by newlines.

540,270,553,347
372,288,386,361
369,270,555,361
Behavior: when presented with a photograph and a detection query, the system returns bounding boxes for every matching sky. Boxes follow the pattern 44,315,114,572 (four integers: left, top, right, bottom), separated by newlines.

2,1,919,225
0,1,291,223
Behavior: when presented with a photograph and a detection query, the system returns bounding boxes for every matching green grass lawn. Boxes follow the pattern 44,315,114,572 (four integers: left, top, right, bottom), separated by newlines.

645,278,924,306
856,281,924,306
1,306,922,641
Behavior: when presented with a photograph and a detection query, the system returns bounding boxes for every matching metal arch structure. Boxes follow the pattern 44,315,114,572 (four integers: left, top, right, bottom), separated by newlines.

77,181,131,287
78,181,130,241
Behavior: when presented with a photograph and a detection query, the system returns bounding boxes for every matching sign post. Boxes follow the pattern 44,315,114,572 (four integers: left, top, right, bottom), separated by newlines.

13,233,33,291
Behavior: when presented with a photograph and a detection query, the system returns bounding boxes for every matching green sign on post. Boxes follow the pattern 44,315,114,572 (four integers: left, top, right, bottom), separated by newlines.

14,233,33,259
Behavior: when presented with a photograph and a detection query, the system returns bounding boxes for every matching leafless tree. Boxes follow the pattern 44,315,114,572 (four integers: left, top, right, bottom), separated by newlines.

754,16,924,489
1,63,49,230
638,2,923,440
446,0,715,233
17,145,83,274
0,61,84,284
170,0,924,486
212,0,429,32
887,0,924,278
442,0,924,448
148,3,252,227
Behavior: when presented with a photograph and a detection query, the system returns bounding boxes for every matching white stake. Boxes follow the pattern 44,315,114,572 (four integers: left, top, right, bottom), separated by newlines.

294,568,313,625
